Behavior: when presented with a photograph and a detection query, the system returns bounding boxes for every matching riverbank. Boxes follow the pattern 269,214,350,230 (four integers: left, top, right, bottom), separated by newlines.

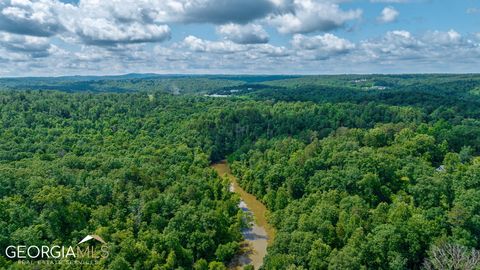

212,161,275,270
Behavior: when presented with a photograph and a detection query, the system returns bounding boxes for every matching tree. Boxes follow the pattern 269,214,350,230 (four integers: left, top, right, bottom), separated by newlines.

110,257,132,270
215,242,239,263
208,261,227,270
423,243,480,270
193,259,208,270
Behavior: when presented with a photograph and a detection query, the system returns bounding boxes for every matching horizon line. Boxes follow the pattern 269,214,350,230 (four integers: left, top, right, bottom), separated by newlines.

1,72,480,79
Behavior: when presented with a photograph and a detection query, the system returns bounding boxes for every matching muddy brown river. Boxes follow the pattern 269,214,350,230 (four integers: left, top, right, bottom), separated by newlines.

212,161,275,270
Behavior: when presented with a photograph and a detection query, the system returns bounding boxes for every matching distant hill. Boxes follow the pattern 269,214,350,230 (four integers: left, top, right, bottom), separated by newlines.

0,74,300,93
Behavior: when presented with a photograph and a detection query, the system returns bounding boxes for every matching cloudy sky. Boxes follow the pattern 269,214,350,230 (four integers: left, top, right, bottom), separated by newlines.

0,0,479,76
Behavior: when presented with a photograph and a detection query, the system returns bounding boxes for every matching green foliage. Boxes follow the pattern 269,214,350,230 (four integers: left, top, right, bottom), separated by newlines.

194,259,209,270
110,257,131,270
0,92,243,269
208,261,227,270
1,74,480,269
215,242,239,262
229,122,480,269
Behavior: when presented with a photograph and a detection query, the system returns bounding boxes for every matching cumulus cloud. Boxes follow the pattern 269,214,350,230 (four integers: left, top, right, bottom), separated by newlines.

78,0,275,25
0,0,276,47
0,0,364,47
182,35,246,54
1,1,480,75
176,0,275,24
358,29,478,67
0,32,52,58
0,0,174,45
269,0,362,34
0,0,65,36
2,29,480,76
74,19,171,46
181,35,289,57
360,30,422,60
253,44,289,57
217,24,269,44
378,7,399,23
424,30,461,45
60,0,172,46
292,33,355,60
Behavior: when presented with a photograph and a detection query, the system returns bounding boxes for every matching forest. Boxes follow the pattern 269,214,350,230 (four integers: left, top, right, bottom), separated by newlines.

0,74,480,269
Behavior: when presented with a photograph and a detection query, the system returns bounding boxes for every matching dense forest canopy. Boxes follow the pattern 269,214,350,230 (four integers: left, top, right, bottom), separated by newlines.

0,74,480,269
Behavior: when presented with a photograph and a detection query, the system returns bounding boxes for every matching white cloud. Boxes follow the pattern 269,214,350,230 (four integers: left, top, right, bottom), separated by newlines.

292,33,354,52
0,0,276,46
181,35,290,59
182,35,246,54
269,0,362,34
169,0,275,24
358,29,478,67
378,7,399,23
217,23,269,44
0,0,363,48
59,1,172,46
74,18,171,45
424,30,461,45
0,1,480,75
292,33,355,60
0,32,52,57
360,30,422,60
0,0,65,36
248,43,289,57
0,0,174,45
71,0,276,25
83,0,275,25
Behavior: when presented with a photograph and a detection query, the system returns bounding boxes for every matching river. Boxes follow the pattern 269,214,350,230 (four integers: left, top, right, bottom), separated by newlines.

212,161,275,270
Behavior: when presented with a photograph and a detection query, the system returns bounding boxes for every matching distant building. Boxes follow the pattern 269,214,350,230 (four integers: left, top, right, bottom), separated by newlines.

353,79,368,83
362,85,388,90
205,94,231,98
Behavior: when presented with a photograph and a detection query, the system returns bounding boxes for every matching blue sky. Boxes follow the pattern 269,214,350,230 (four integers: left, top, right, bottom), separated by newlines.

0,0,479,76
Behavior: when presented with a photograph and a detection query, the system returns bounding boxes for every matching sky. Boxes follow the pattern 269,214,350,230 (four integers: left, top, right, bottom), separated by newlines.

0,0,479,76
